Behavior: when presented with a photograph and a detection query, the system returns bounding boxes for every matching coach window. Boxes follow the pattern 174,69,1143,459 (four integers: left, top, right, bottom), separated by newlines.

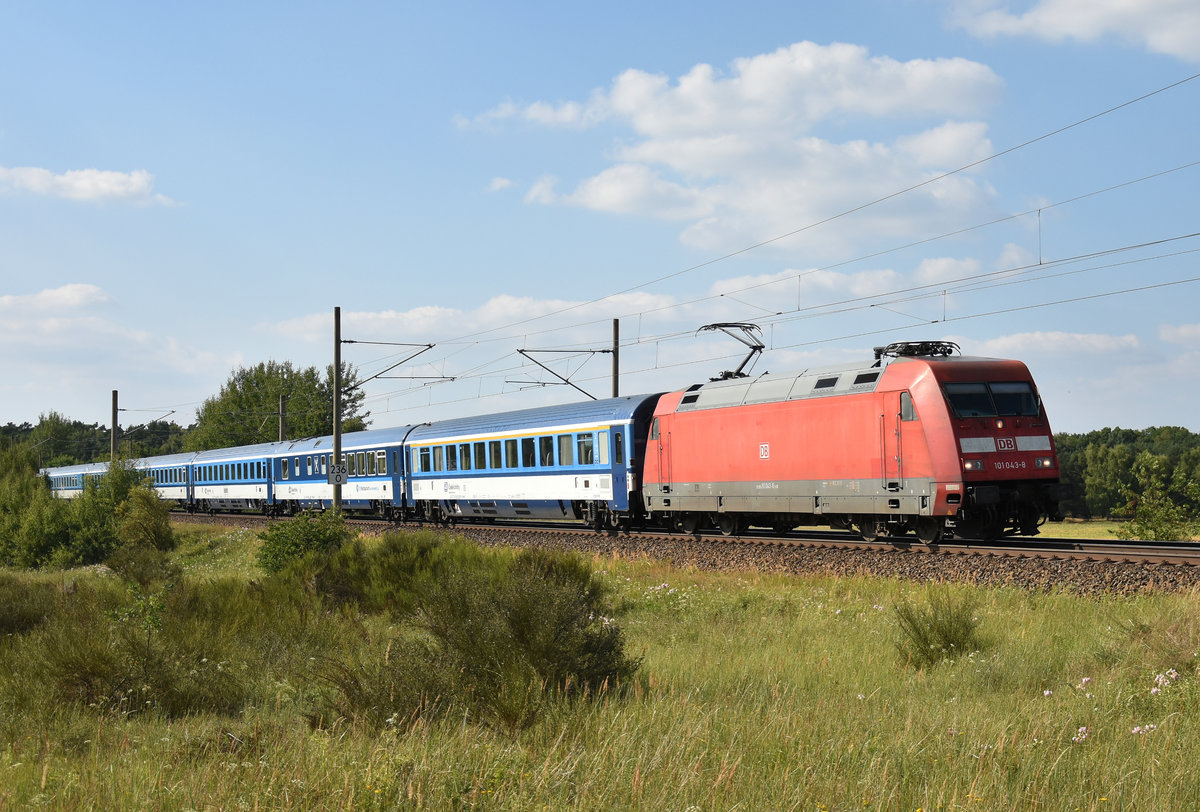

457,444,470,471
504,439,518,468
901,392,918,422
577,434,594,465
282,459,290,480
417,447,430,473
430,446,442,472
597,431,610,465
357,451,367,476
347,453,357,476
615,431,626,464
540,436,554,466
376,451,386,475
522,437,536,467
557,434,574,467
475,442,487,470
444,446,456,472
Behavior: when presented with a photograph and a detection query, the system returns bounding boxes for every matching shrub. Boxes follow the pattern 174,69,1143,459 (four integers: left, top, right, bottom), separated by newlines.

256,510,354,574
310,540,640,734
0,573,59,635
117,484,176,552
894,587,986,669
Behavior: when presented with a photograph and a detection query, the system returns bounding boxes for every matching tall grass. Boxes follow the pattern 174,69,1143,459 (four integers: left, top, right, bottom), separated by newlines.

2,527,1200,809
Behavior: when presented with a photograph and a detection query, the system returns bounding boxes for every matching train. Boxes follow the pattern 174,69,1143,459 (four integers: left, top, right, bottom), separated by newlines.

42,341,1070,542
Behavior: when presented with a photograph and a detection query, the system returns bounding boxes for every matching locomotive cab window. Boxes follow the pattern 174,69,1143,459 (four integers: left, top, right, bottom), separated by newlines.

901,391,918,422
649,419,658,440
991,381,1039,416
944,381,1040,418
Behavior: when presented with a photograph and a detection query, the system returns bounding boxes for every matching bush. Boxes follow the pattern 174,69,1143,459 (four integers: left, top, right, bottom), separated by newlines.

0,573,59,635
894,587,986,669
309,541,640,734
256,510,354,574
117,484,176,552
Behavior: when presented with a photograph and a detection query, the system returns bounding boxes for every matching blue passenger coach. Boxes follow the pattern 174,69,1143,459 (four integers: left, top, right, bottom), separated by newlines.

272,426,415,516
193,442,277,513
134,451,196,509
44,461,108,499
405,395,662,527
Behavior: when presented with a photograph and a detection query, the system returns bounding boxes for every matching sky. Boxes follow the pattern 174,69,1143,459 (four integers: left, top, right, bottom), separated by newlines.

2,0,1199,437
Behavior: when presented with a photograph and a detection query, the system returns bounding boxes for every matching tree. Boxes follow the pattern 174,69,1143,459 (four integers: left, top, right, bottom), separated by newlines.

185,361,368,451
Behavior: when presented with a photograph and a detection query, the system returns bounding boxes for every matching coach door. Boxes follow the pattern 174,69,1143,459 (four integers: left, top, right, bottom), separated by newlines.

881,392,904,491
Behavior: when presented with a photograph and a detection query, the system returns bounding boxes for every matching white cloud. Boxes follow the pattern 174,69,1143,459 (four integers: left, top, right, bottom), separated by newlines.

952,0,1200,62
0,165,173,204
487,177,513,192
973,330,1141,358
474,41,1004,254
1160,323,1200,344
0,283,112,313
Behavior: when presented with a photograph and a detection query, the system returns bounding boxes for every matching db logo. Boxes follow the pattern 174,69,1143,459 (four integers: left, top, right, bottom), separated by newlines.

997,438,1016,452
759,443,770,459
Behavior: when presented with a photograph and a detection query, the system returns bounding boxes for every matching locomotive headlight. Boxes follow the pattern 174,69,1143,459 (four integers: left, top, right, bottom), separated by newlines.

963,459,985,472
1035,457,1056,469
995,419,1006,429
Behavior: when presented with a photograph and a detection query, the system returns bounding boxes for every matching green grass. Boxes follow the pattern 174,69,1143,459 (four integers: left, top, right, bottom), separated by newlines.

2,521,1198,810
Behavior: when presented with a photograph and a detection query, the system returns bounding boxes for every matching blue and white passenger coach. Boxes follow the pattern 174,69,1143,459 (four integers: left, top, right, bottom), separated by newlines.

272,426,415,516
134,451,196,509
405,395,662,527
192,442,277,513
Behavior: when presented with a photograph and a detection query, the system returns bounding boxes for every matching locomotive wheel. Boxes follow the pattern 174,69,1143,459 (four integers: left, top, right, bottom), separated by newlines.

679,513,701,535
857,520,884,541
915,517,943,544
717,514,743,536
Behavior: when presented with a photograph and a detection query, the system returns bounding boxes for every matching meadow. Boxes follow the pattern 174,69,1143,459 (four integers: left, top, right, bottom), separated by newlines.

1,521,1197,810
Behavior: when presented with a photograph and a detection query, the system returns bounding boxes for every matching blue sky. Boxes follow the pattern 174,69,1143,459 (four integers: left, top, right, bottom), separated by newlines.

2,0,1198,435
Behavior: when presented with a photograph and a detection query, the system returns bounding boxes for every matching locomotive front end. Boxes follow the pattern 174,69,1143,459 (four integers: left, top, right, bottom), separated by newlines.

929,359,1069,539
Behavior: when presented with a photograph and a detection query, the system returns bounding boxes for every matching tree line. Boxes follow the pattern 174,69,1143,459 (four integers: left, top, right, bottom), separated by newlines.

2,360,367,466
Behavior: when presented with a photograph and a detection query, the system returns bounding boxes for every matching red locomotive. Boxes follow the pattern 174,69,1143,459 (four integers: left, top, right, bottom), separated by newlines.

640,341,1068,542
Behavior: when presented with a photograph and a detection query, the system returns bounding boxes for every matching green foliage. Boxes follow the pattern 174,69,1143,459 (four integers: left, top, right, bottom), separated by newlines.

296,537,640,734
256,510,355,574
0,573,59,635
117,484,177,552
185,360,368,451
3,412,187,467
1055,425,1200,518
1118,452,1199,541
894,586,986,669
0,451,182,570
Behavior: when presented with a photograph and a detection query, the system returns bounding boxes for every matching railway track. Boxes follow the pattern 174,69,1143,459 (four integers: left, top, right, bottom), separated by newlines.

172,512,1200,594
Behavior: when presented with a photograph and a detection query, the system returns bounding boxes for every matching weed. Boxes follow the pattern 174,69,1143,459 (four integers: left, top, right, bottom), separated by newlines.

894,586,986,669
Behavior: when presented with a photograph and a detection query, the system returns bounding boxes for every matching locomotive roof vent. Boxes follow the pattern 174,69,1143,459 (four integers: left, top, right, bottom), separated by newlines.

873,340,961,363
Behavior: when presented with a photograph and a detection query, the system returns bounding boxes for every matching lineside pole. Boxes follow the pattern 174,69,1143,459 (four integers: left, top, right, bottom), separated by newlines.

111,390,119,460
333,306,342,512
612,318,619,398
